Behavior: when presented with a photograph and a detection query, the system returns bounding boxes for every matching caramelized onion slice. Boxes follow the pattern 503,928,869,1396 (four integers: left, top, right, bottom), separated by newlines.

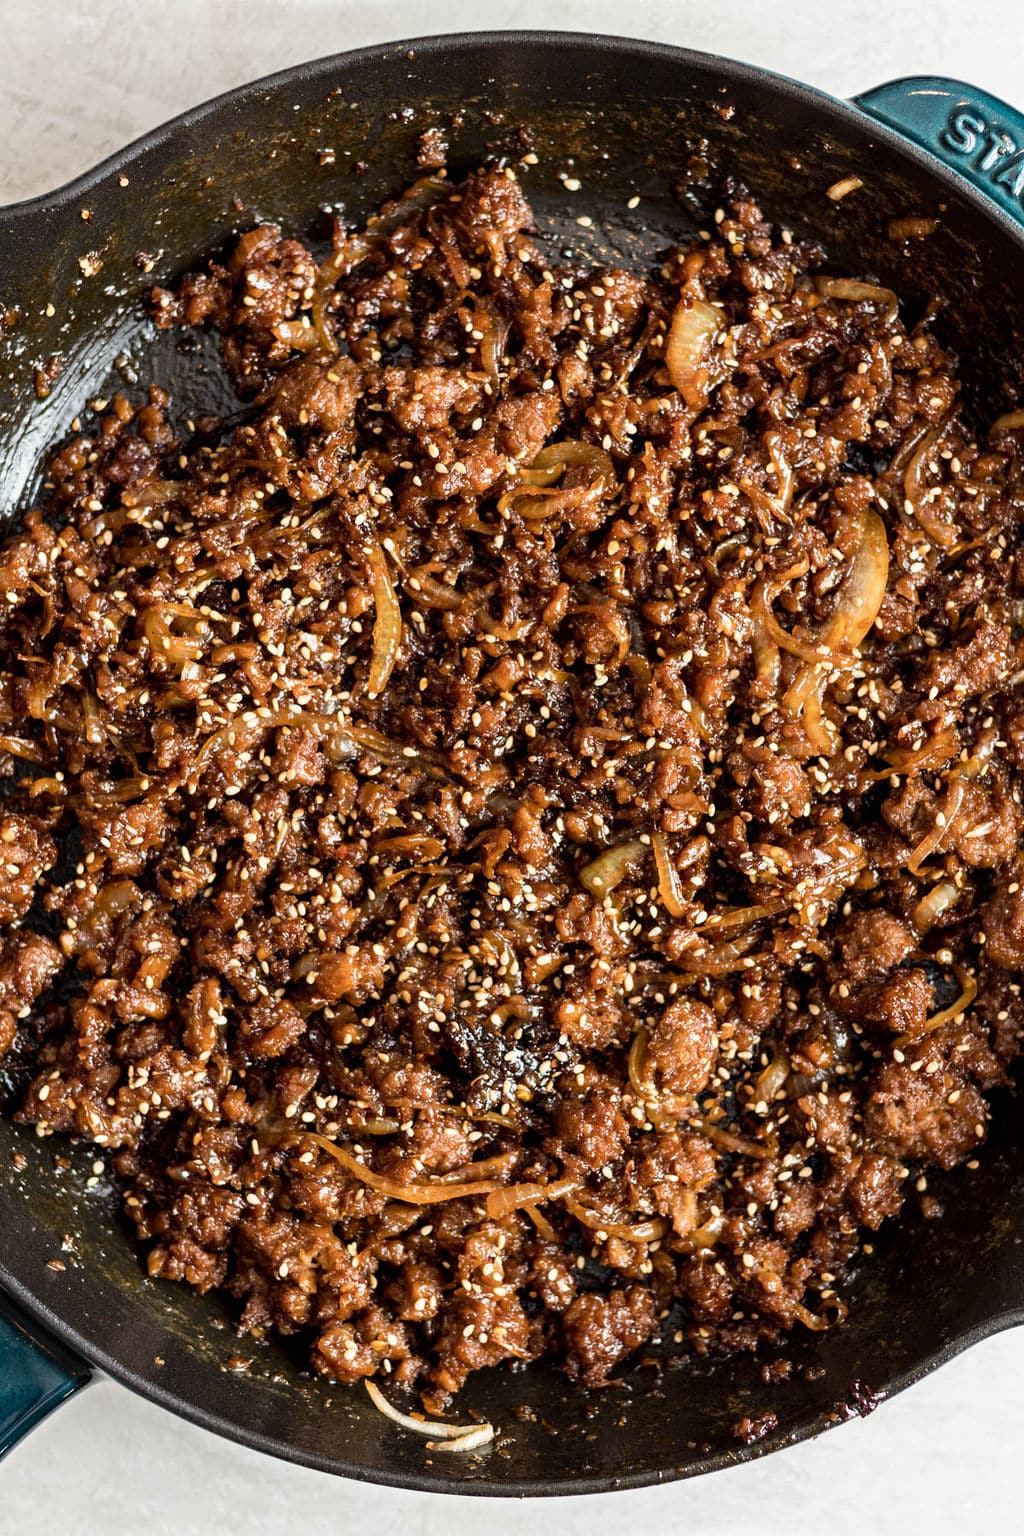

821,508,890,652
911,880,959,933
310,287,339,354
990,408,1024,434
896,963,977,1046
525,1205,557,1241
792,1296,848,1331
405,567,462,610
755,556,821,663
303,1134,505,1205
681,1208,725,1252
366,541,402,698
0,734,46,763
579,839,648,898
701,899,787,931
902,425,938,507
666,298,724,410
435,1149,519,1184
122,479,185,509
759,603,828,666
906,778,966,874
373,832,446,861
26,776,65,799
866,726,959,782
485,1177,579,1221
520,440,615,488
272,318,318,352
814,276,898,321
781,508,890,752
628,1027,656,1101
676,937,769,977
699,1121,772,1159
142,603,208,668
651,831,687,918
765,431,795,518
888,216,938,241
751,620,781,684
754,1050,790,1104
782,664,834,755
903,426,959,549
502,440,617,521
317,233,376,289
563,1195,667,1245
189,708,360,787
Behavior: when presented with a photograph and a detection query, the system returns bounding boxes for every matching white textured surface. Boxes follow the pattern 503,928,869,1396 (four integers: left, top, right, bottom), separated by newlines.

3,2,1023,1530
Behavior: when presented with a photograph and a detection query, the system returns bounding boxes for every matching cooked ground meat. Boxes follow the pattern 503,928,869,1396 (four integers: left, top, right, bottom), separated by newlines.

2,162,1023,1407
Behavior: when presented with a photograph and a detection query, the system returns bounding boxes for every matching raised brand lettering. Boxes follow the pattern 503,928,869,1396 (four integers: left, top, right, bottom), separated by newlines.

940,107,1024,208
993,147,1024,196
941,109,986,154
978,128,1017,172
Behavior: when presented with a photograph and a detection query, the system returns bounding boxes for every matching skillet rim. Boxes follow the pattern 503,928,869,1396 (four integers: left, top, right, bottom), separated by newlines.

3,27,1024,1497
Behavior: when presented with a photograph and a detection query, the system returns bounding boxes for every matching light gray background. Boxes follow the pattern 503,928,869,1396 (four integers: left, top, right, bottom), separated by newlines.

3,2,1023,1531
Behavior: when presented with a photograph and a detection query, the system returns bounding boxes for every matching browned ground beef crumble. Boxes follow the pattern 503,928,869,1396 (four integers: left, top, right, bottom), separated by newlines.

3,162,1024,1407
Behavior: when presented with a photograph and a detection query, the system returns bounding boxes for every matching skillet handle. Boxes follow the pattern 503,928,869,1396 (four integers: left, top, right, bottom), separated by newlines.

854,76,1024,229
0,1293,90,1459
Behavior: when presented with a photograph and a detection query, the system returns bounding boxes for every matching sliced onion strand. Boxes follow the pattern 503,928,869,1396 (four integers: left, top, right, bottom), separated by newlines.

579,839,647,898
367,541,402,698
365,1381,493,1445
896,964,977,1046
484,1177,579,1221
304,1134,506,1205
906,779,966,874
651,831,687,918
666,298,724,410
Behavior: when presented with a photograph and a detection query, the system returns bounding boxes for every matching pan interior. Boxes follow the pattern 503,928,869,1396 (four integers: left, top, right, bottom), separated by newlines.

2,35,1024,1494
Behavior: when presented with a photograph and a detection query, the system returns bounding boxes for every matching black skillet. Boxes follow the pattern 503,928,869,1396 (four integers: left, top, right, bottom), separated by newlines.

3,31,1024,1498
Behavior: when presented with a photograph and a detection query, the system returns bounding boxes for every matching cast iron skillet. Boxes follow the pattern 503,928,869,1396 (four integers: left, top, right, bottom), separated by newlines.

2,30,1024,1498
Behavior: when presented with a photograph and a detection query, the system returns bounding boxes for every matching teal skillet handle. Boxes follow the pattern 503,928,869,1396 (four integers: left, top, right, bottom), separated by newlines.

0,1293,90,1459
854,76,1024,230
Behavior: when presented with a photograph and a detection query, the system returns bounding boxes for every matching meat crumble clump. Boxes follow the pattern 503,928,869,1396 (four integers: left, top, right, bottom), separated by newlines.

2,164,1024,1402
